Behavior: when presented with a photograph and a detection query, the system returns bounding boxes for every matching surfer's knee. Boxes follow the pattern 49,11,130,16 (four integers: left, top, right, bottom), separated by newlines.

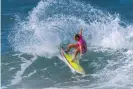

68,44,72,48
68,44,78,49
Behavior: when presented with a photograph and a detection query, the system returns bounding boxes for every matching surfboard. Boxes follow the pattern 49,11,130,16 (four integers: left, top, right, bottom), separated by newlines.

60,47,85,75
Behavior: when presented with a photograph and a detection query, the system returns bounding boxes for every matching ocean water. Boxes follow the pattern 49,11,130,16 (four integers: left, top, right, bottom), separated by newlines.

1,0,133,89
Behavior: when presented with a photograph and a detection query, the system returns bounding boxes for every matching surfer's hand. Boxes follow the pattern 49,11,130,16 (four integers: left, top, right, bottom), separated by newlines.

80,28,83,32
80,50,83,56
79,28,83,35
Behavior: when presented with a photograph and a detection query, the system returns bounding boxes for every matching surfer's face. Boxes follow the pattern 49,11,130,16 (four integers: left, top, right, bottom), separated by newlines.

74,34,80,41
74,36,79,41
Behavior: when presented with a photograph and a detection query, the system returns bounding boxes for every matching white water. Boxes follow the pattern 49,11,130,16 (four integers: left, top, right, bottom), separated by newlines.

8,0,133,89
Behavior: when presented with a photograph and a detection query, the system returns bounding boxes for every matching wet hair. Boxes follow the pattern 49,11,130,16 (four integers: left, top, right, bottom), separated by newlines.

74,34,80,38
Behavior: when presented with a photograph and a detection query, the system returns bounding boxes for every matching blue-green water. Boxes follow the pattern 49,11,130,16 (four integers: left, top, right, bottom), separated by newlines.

2,0,133,89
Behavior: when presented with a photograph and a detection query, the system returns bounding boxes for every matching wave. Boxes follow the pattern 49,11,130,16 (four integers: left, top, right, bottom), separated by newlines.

8,0,133,57
7,0,133,89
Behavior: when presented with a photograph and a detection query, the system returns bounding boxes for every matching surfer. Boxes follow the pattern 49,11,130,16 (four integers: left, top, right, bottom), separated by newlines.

65,28,87,62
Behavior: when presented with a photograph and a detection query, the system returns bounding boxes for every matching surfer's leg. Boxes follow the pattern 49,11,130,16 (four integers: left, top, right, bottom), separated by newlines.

72,48,80,62
66,44,78,52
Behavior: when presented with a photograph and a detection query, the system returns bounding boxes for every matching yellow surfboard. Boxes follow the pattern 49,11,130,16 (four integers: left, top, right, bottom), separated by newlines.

61,47,85,75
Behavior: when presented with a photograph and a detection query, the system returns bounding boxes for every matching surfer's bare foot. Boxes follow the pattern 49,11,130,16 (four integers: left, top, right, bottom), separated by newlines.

65,50,68,54
65,49,70,54
71,59,75,62
71,58,76,62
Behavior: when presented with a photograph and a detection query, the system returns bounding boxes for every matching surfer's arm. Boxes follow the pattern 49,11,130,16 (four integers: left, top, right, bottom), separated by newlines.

79,28,83,35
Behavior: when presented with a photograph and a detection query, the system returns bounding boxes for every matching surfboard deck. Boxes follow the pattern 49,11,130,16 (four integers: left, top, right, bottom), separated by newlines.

60,47,85,75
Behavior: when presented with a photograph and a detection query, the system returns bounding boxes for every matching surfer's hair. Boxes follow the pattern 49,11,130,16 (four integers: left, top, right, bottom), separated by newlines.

74,34,80,38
